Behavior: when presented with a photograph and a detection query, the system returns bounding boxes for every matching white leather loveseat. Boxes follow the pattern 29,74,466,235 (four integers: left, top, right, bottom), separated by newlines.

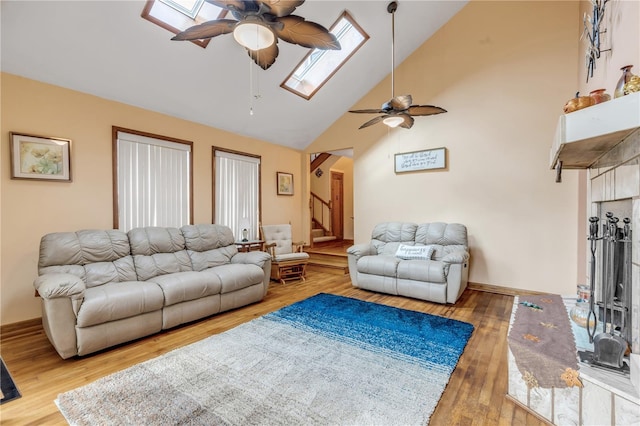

347,222,469,304
34,224,271,358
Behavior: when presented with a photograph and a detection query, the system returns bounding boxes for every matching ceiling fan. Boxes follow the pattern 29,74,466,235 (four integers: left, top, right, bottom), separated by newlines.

171,0,340,70
349,1,446,129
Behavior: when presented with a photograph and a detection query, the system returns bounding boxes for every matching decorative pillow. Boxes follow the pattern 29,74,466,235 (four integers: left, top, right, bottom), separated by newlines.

395,244,434,260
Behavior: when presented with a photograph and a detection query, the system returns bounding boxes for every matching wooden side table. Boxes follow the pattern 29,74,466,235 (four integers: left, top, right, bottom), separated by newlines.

235,240,264,253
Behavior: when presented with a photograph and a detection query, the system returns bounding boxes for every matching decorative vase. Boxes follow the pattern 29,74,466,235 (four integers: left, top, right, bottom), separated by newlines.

589,88,611,104
614,65,633,98
242,228,248,242
623,75,640,95
570,300,595,329
563,92,594,113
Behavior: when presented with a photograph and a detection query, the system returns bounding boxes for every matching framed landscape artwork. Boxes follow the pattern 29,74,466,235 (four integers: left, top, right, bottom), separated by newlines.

10,132,72,181
277,171,294,195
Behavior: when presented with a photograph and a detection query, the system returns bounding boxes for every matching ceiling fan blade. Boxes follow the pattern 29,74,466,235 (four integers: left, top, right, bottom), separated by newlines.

256,0,304,17
398,113,414,129
171,19,236,41
248,41,279,70
358,115,387,129
206,0,249,12
389,95,412,111
407,105,448,116
348,108,385,114
274,15,340,49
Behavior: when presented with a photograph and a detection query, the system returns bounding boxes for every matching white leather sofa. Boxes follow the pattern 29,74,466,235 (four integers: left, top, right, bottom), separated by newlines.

347,222,469,304
34,224,271,359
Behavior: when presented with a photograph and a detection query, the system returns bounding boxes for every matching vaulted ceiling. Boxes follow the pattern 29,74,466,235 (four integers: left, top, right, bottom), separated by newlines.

1,1,467,150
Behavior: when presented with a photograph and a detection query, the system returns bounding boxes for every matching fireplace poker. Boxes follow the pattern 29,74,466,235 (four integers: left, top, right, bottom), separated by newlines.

587,216,599,343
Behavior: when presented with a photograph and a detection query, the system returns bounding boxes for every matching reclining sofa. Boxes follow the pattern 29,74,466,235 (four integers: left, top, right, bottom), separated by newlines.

347,222,469,304
34,224,271,359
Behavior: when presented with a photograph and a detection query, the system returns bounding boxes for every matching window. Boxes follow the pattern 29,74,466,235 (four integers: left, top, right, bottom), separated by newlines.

113,127,193,231
213,148,261,242
281,11,369,100
141,0,227,48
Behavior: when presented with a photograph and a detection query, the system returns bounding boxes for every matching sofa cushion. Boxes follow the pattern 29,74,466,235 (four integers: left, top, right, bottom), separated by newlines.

38,230,137,285
76,281,164,327
370,222,418,255
356,255,400,278
149,271,222,306
181,224,238,271
415,223,467,246
83,257,137,288
205,264,265,294
128,227,193,281
181,224,235,249
397,260,448,283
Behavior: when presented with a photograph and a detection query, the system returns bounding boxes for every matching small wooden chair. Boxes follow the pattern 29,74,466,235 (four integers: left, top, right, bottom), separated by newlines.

260,224,309,284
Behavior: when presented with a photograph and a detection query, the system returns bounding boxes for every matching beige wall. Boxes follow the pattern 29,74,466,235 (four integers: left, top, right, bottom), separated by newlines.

0,73,305,325
573,0,640,294
309,1,583,294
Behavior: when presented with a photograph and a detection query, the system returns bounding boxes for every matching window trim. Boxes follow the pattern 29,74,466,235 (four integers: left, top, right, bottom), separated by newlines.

112,126,194,230
141,0,228,48
280,11,369,100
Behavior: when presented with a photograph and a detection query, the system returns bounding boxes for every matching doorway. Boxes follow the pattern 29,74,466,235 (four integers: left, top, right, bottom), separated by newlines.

331,171,344,240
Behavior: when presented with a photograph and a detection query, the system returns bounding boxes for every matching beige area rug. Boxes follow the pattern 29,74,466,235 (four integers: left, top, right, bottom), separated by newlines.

57,293,474,425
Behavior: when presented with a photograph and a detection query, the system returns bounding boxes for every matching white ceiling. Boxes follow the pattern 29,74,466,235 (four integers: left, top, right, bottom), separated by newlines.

1,1,467,150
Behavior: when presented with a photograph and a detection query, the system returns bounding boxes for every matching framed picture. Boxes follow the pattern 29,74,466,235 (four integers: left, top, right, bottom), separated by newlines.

10,132,72,181
277,171,294,195
394,147,446,174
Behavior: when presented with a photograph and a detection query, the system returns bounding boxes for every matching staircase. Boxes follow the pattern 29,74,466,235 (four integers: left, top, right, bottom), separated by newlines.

305,240,352,276
311,226,336,243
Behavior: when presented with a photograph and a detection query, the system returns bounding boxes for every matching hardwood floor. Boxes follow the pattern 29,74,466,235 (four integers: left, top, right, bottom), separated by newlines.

0,271,545,426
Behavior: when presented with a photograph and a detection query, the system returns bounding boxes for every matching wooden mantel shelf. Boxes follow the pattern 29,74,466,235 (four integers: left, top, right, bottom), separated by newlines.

550,92,640,170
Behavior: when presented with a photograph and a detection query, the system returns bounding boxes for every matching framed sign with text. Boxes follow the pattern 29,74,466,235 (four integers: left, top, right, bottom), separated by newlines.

394,147,446,173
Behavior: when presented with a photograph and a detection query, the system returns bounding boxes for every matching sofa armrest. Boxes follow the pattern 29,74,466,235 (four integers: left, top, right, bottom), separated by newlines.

34,273,85,300
231,251,272,268
347,243,374,260
442,250,469,264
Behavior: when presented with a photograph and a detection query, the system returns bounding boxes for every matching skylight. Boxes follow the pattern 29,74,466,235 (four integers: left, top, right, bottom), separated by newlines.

141,0,227,48
281,11,369,100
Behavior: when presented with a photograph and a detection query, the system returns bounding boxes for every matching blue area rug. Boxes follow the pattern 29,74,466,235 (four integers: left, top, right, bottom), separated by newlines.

57,293,474,425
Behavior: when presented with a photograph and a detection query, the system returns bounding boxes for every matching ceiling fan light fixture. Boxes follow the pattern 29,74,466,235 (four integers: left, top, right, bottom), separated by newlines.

383,116,404,128
233,21,275,51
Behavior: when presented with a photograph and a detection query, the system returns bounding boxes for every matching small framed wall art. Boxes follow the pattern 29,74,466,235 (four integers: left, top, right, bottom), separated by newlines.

394,147,446,174
277,171,294,195
10,132,72,181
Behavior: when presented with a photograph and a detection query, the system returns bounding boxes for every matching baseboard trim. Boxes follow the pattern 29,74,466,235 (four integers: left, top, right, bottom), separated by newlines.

467,282,546,297
1,318,42,341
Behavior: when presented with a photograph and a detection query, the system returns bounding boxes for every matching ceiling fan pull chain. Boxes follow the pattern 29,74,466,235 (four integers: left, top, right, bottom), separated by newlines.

249,55,254,116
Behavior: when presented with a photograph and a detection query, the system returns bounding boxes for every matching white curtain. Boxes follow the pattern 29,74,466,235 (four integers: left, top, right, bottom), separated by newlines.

214,150,260,241
116,131,191,232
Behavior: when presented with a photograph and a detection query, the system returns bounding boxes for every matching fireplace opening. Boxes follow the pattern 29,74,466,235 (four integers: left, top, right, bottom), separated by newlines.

584,200,634,372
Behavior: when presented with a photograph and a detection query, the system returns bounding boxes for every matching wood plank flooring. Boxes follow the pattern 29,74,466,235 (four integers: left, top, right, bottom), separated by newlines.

0,271,546,425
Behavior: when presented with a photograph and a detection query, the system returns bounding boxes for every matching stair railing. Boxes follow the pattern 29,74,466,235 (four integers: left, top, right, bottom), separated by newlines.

310,192,332,235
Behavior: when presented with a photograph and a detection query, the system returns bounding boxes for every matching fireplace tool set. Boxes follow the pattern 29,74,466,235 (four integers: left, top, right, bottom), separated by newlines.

580,212,632,373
